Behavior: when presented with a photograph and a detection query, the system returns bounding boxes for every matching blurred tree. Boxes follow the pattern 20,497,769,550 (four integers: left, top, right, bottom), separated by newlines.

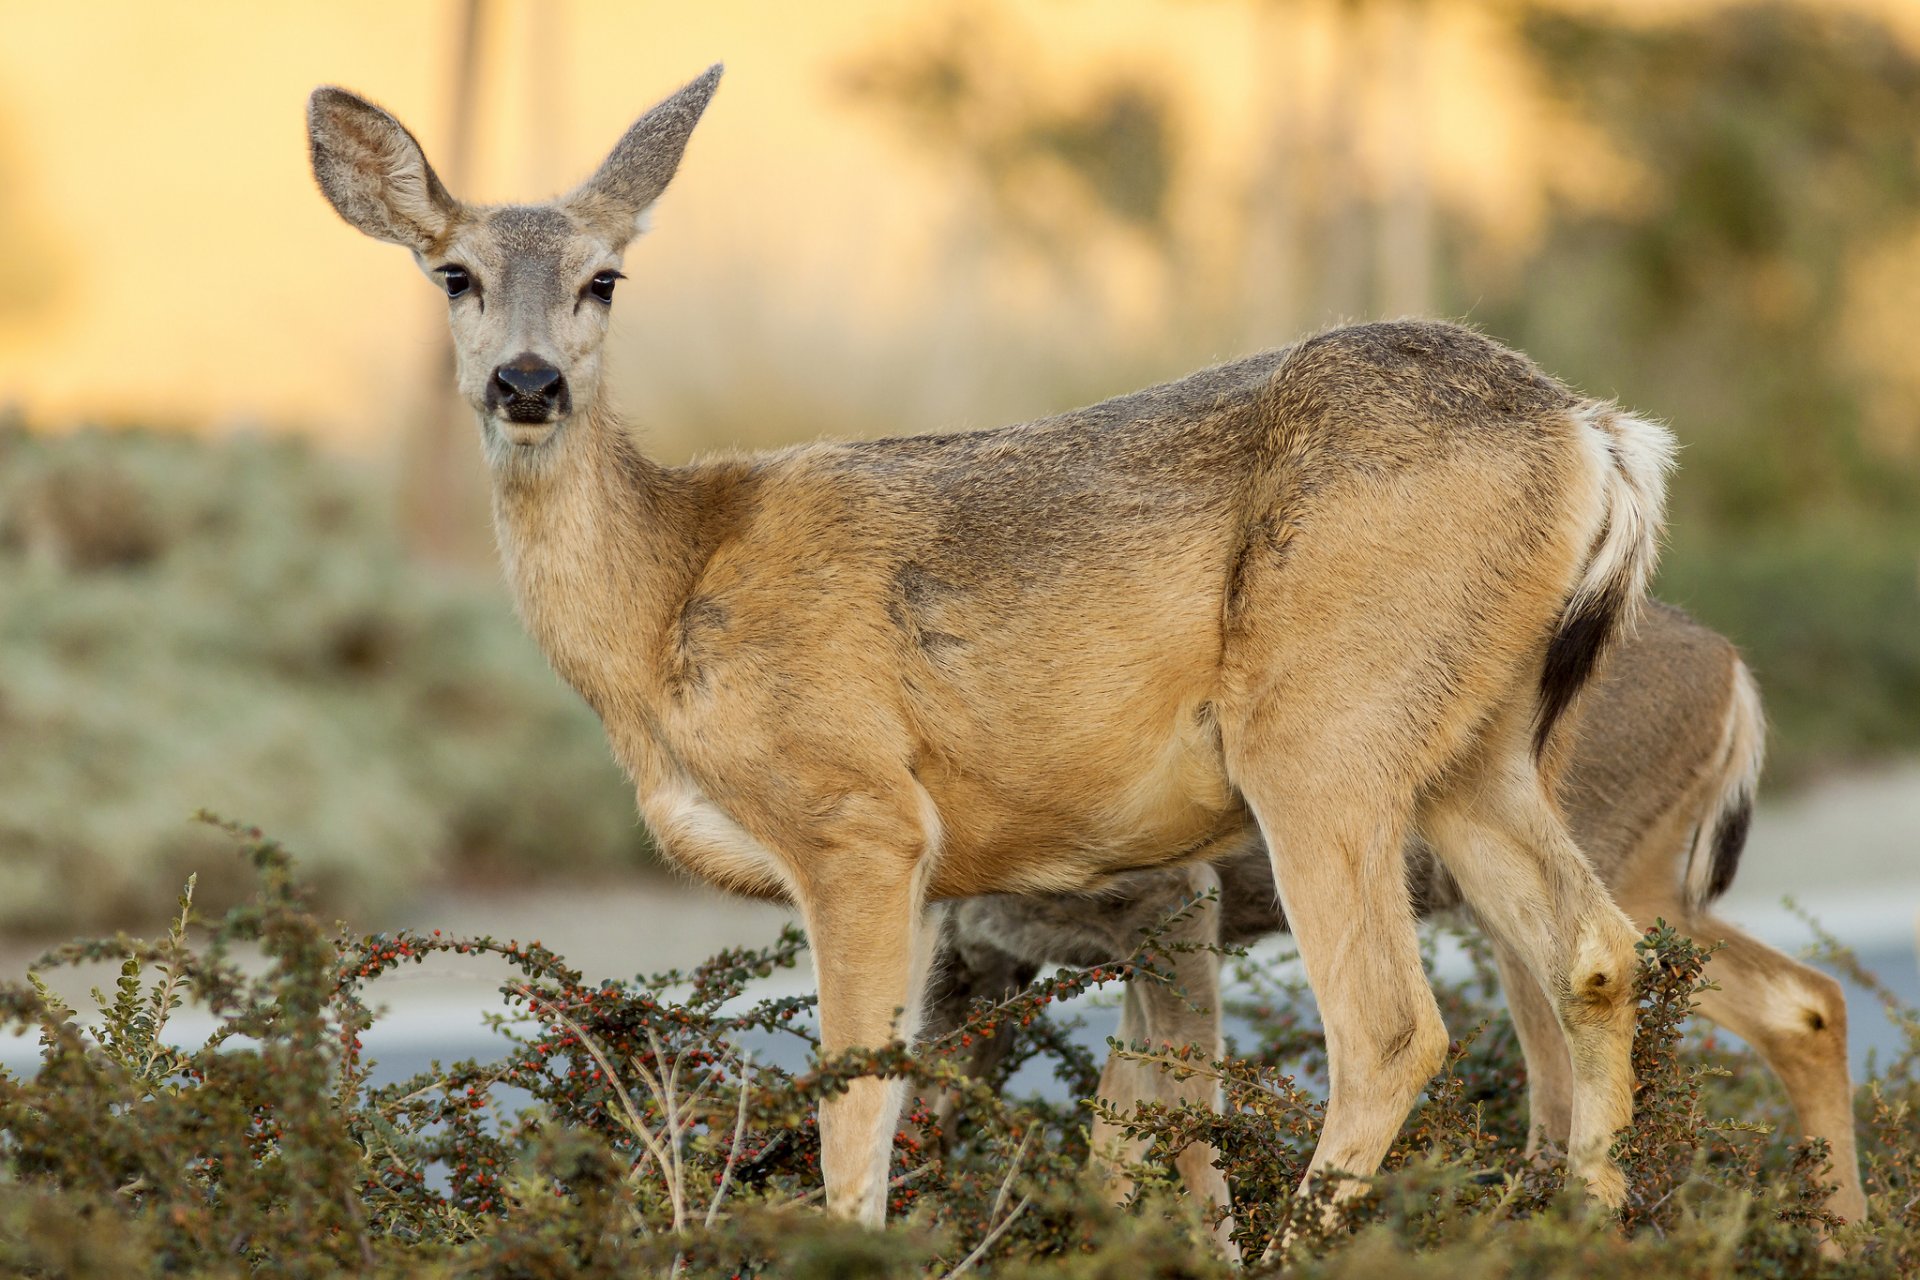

0,114,65,332
841,13,1177,263
844,0,1441,343
1479,1,1920,532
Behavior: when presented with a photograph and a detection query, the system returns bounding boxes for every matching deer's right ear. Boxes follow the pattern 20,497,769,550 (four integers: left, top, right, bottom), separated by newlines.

307,87,462,254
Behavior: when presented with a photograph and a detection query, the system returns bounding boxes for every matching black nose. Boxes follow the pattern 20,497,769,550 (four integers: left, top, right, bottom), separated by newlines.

493,355,565,402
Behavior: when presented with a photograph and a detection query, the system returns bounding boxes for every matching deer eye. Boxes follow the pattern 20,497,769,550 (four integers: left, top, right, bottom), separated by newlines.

587,270,622,304
436,266,472,299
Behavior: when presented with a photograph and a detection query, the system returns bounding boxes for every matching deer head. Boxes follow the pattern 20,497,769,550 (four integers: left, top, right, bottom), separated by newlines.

307,66,721,454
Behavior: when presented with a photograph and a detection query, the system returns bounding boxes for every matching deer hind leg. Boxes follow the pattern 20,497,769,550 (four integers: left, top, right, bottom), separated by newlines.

1418,722,1640,1208
1490,939,1576,1155
1087,865,1239,1257
1635,906,1864,1227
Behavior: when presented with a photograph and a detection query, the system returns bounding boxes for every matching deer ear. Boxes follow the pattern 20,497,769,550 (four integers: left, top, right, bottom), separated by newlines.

308,87,463,254
567,65,722,244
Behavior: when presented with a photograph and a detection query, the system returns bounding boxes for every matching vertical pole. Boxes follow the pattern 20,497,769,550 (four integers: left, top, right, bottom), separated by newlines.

1241,0,1305,347
1378,0,1434,319
400,0,491,564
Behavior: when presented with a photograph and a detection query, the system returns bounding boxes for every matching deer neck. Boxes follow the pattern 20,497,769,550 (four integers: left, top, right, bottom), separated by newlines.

485,403,696,719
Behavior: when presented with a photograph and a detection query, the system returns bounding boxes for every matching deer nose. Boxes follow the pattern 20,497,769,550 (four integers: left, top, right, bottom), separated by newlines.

493,355,565,402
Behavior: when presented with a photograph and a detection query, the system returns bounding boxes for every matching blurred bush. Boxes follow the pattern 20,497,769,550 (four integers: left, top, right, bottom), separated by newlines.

1660,531,1920,783
1484,2,1920,781
0,425,648,934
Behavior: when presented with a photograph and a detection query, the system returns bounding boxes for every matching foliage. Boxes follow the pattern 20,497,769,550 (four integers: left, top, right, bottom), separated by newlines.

1478,1,1920,780
0,826,1915,1277
842,12,1177,250
0,424,648,932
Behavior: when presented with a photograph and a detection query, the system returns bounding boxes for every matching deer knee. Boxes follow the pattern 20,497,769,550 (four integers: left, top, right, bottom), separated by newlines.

1406,1010,1452,1083
1759,969,1849,1071
1557,919,1639,1030
1338,1005,1450,1104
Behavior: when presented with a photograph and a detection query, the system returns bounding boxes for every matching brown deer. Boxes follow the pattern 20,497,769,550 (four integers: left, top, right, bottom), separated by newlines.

307,67,1675,1225
931,603,1864,1252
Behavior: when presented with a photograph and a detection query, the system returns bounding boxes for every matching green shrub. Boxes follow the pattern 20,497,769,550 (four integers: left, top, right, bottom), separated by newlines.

0,426,648,932
1658,525,1920,783
0,823,1913,1277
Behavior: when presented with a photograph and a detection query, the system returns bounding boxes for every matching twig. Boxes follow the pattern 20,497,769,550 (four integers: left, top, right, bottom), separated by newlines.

940,1127,1036,1279
943,1194,1034,1279
518,984,682,1228
138,876,196,1081
705,1058,754,1228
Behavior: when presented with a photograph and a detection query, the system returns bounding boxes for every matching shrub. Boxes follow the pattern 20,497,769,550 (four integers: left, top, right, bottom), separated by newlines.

0,823,1913,1277
0,426,648,933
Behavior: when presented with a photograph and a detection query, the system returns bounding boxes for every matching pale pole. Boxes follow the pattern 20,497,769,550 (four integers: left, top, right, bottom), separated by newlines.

1378,0,1435,319
401,0,492,563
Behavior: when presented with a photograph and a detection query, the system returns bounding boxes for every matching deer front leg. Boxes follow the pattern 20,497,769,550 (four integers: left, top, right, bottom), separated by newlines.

800,853,940,1224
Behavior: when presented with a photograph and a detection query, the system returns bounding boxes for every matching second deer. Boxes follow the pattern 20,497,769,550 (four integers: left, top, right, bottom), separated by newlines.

933,604,1863,1250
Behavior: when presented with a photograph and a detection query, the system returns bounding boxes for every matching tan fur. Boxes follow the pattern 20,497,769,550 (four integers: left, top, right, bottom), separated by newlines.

308,68,1673,1223
937,605,1863,1235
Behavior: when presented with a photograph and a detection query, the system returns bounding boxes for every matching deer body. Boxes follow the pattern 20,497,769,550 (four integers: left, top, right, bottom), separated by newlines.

310,68,1674,1227
497,341,1604,901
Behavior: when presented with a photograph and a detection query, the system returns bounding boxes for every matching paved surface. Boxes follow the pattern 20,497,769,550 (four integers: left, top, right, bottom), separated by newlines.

5,765,1915,1088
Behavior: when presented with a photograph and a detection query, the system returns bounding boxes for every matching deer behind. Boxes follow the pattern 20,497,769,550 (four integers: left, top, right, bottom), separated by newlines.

935,603,1863,1250
308,67,1674,1226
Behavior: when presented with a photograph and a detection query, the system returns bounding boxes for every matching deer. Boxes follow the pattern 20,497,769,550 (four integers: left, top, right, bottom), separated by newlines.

307,66,1675,1227
930,602,1865,1254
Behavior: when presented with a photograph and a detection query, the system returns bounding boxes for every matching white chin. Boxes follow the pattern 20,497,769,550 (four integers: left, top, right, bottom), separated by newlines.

499,420,559,447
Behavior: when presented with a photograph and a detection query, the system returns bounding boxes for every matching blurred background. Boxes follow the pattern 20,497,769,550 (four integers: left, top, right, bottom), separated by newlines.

1,0,1916,954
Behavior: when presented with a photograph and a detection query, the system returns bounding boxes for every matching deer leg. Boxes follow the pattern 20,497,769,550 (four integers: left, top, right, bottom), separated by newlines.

1490,938,1576,1155
1087,865,1239,1256
1091,977,1155,1190
1226,765,1450,1221
802,859,939,1225
1420,750,1639,1209
918,924,1034,1150
1662,912,1863,1227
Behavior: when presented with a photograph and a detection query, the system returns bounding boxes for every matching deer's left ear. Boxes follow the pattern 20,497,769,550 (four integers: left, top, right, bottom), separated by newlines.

567,64,722,245
308,87,464,254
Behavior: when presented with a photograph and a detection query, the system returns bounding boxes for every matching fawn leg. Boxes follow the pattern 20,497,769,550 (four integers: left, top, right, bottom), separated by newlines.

1091,879,1240,1257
